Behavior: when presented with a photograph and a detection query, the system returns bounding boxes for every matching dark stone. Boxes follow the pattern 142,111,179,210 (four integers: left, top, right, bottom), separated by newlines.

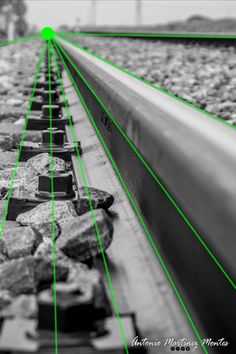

0,290,13,310
0,166,38,195
0,256,68,295
57,209,113,261
25,153,66,175
0,257,36,295
0,167,26,196
0,253,7,264
31,221,60,240
77,186,114,215
16,200,77,226
34,257,68,292
2,226,42,259
34,241,88,282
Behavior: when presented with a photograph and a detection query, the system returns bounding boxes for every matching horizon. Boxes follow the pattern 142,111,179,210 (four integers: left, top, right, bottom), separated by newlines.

25,1,236,30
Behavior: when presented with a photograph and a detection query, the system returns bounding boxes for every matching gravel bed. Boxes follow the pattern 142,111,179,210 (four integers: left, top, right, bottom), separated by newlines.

0,151,115,321
0,41,41,124
72,37,236,123
0,41,117,333
0,42,42,201
0,43,42,167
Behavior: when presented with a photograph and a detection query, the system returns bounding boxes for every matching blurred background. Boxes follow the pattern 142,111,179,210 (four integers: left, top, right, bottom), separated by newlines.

1,0,236,39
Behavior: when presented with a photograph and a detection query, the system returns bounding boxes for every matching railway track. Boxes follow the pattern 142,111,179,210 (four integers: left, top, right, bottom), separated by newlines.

0,32,235,354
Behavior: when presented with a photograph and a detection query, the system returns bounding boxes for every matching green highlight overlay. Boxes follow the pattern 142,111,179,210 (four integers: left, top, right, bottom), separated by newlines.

42,27,55,40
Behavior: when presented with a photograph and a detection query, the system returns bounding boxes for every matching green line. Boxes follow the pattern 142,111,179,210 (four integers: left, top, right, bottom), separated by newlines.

48,40,59,354
0,34,41,47
54,38,236,290
56,31,236,39
55,34,236,132
53,39,208,354
0,41,46,237
51,42,129,354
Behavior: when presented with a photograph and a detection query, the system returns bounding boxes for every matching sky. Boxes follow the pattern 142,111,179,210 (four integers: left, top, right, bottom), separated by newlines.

25,0,236,30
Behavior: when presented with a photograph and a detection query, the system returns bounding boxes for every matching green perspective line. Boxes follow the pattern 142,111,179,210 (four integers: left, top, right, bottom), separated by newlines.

0,34,41,47
53,39,208,354
55,34,236,132
0,41,46,237
54,38,236,291
48,40,59,354
55,32,236,39
51,43,129,354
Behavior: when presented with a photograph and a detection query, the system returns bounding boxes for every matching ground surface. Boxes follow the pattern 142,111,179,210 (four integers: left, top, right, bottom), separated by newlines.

68,36,236,123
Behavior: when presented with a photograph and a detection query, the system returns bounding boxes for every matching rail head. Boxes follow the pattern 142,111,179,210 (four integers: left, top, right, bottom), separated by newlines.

61,28,236,40
57,38,236,280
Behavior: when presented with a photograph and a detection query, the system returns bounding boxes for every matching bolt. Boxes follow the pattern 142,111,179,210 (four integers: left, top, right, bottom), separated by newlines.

40,80,59,90
44,72,57,82
42,90,59,102
41,128,65,146
41,105,62,119
38,287,94,332
37,173,74,198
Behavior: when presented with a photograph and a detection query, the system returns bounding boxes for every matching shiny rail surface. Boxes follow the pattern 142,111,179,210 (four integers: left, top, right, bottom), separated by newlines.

59,29,236,37
56,37,236,347
57,29,236,44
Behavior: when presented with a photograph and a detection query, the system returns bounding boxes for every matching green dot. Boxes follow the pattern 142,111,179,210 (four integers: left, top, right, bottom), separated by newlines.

41,27,55,40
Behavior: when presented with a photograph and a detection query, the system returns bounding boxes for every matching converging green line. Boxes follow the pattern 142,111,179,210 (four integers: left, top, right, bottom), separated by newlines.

54,38,236,291
48,40,59,354
55,32,236,39
0,41,46,237
51,42,130,354
55,34,236,132
0,34,41,47
53,39,208,354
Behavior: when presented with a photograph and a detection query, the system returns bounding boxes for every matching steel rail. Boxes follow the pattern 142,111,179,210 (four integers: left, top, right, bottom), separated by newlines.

56,30,236,44
57,38,236,346
57,29,236,37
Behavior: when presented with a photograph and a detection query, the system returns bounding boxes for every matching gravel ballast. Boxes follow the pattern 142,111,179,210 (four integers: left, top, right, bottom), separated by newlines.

72,36,236,123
